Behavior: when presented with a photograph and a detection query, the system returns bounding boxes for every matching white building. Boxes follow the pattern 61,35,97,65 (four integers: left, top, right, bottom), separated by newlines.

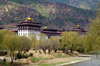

17,17,41,40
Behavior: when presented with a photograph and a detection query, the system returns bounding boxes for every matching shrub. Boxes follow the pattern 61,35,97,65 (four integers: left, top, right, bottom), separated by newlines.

23,54,29,58
39,51,42,54
3,58,6,63
29,53,33,57
16,53,29,59
16,53,23,59
29,57,39,63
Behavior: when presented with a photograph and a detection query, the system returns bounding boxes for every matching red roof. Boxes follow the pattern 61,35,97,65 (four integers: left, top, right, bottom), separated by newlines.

6,30,18,32
17,21,41,27
41,31,62,34
0,27,4,29
17,24,41,27
71,27,87,32
41,29,64,34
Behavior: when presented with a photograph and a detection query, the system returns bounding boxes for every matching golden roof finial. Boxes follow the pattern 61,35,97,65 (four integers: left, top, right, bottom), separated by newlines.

44,26,47,28
77,25,80,27
26,16,32,21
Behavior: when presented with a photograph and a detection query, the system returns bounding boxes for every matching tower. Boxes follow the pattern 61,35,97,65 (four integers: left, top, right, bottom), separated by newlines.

17,17,41,39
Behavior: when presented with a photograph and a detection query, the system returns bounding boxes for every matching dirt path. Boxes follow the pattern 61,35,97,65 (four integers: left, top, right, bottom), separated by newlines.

37,57,91,64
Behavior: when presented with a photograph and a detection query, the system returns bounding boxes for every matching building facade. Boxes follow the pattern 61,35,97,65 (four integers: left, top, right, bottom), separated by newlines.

17,17,41,39
16,17,65,39
15,20,87,38
70,25,87,36
0,17,87,39
41,28,65,38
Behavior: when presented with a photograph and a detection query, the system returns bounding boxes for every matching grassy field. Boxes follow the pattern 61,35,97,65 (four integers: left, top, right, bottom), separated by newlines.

27,51,81,66
0,50,87,66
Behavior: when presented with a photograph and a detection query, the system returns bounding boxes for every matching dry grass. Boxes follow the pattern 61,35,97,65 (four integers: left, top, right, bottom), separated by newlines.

38,57,79,64
27,49,75,58
26,49,80,66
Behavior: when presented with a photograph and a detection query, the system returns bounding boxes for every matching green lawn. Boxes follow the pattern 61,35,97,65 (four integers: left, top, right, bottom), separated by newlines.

29,57,46,63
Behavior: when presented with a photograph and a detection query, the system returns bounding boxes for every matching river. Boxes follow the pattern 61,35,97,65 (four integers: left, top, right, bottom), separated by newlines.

64,55,100,66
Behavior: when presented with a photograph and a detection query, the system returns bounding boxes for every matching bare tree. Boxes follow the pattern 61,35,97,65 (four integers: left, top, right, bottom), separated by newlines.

36,36,61,54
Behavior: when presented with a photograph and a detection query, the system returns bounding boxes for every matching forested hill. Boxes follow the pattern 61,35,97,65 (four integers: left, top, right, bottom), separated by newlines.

48,0,99,10
0,0,96,29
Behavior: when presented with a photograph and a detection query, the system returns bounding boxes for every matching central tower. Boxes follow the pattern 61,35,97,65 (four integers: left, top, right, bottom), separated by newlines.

17,17,41,39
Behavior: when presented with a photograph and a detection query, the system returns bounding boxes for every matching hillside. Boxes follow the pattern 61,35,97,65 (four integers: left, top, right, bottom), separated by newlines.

0,0,96,29
48,0,99,10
